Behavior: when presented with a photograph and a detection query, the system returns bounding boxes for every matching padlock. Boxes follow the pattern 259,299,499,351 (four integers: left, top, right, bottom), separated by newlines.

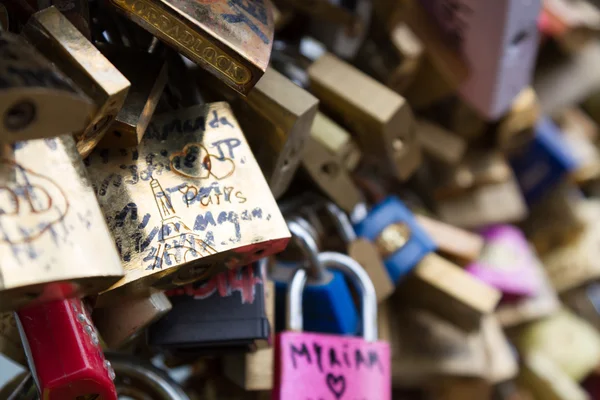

148,262,270,353
107,0,274,94
510,116,578,206
561,282,600,333
466,225,541,299
273,251,391,399
521,181,585,255
480,315,518,384
542,200,600,294
22,7,131,157
92,289,172,349
415,119,466,165
515,308,600,383
222,276,275,390
302,111,364,213
0,31,94,142
496,87,540,153
36,0,92,38
211,67,318,199
414,214,484,265
98,45,168,148
105,352,192,400
354,196,501,331
16,297,118,400
324,201,394,302
418,0,542,120
307,52,421,182
86,102,290,304
495,258,560,328
390,307,488,388
0,135,124,311
272,217,359,335
518,352,590,400
0,313,25,366
543,0,600,53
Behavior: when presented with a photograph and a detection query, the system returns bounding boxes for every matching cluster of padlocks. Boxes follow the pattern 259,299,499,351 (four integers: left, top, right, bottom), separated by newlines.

4,0,600,398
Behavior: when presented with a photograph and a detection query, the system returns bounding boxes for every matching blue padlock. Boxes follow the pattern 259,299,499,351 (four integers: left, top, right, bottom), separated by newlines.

509,117,579,205
354,196,436,283
271,217,359,335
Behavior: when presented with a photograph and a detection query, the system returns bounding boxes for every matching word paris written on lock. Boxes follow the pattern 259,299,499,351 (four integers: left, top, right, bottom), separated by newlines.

86,102,290,302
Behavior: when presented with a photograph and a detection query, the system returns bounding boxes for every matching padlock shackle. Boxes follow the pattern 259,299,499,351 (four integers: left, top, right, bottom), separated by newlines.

287,217,327,281
324,202,357,243
286,251,378,342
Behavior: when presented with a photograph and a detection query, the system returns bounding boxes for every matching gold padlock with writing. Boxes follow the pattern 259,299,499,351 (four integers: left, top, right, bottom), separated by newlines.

86,102,290,305
308,52,421,181
0,31,94,142
23,6,131,157
107,0,274,94
0,135,124,311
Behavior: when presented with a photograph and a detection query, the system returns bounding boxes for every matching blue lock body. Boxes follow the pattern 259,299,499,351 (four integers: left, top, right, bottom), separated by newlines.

354,196,436,283
272,262,359,335
510,117,579,205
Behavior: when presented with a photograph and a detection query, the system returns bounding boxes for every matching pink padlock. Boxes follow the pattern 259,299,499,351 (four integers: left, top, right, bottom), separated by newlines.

466,225,541,299
273,251,391,400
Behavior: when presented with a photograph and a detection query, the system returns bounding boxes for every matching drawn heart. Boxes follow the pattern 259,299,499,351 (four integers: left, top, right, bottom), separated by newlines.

326,373,346,399
170,143,235,181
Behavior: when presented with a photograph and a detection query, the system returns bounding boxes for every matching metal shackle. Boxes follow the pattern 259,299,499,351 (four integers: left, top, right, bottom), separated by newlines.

324,202,357,244
286,216,327,281
286,251,378,342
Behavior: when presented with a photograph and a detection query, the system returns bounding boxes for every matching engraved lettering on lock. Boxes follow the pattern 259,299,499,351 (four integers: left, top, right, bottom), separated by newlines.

170,143,235,180
177,184,247,207
374,222,412,259
108,0,252,85
0,160,69,244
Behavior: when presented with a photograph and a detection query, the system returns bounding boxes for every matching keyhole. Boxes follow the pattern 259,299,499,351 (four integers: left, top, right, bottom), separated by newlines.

4,100,36,131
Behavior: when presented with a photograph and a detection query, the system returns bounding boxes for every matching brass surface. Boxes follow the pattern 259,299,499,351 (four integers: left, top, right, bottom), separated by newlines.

416,119,466,165
0,31,94,142
497,87,540,152
108,0,274,94
308,53,420,181
86,102,290,304
100,47,168,147
0,135,124,312
302,112,363,213
36,0,92,38
23,7,131,157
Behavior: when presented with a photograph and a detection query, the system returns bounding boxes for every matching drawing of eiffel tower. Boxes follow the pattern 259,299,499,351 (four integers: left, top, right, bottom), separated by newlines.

150,178,216,270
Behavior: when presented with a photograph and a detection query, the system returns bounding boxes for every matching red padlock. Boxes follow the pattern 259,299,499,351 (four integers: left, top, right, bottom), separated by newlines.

273,251,391,400
16,297,117,400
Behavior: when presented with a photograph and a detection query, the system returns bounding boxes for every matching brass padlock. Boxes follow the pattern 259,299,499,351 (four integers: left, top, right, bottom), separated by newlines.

215,67,318,199
92,289,172,349
0,30,94,142
36,0,92,38
99,46,168,148
415,214,484,265
107,0,274,94
302,112,364,213
222,277,275,391
497,87,540,153
22,6,131,157
0,312,26,366
87,102,290,305
416,119,466,165
308,52,421,181
0,135,124,311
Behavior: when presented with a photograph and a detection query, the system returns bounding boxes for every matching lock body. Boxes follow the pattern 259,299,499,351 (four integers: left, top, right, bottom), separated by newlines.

23,7,131,157
354,196,436,282
148,263,270,353
0,31,94,142
86,102,290,303
308,53,421,181
36,0,92,38
16,298,118,400
416,119,466,165
0,135,123,311
107,0,274,94
509,117,579,205
302,112,363,213
419,0,542,119
272,264,359,335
